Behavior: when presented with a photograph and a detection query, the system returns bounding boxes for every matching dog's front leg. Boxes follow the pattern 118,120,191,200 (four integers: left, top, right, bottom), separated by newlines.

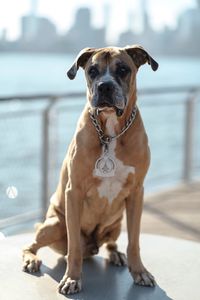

126,186,156,287
58,185,83,295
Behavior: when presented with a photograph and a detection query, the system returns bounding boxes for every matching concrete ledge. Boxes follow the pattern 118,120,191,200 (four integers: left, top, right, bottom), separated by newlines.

0,233,200,300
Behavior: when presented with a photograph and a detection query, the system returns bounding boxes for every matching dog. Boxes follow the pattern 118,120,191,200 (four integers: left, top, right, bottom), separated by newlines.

22,45,158,295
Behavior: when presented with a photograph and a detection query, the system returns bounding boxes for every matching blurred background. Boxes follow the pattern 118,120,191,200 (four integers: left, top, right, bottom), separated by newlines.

0,0,199,240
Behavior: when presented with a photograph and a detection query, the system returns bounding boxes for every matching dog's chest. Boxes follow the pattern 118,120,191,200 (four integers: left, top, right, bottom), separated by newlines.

97,158,135,203
93,114,135,203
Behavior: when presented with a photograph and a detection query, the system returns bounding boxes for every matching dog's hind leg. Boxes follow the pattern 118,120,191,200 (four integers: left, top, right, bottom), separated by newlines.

22,215,66,273
106,241,127,267
104,223,127,267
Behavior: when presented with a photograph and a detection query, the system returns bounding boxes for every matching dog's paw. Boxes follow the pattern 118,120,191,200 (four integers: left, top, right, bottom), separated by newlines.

132,270,156,287
108,250,127,266
58,276,82,295
22,252,41,273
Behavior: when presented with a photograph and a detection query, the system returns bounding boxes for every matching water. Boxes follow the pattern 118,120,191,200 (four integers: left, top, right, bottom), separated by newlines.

0,53,200,222
1,53,200,95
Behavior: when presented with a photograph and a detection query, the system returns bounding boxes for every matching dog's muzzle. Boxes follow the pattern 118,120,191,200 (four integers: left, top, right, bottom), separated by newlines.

94,81,125,117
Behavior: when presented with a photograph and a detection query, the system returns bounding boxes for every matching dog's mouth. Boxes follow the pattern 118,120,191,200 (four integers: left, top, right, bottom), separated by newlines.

96,105,124,117
100,106,124,117
95,100,125,117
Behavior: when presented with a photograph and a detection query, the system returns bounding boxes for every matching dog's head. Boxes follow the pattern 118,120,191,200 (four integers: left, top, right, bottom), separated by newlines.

67,45,158,116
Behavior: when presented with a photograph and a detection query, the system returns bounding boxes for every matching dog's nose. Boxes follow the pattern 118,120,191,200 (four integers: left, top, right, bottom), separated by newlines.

98,81,114,96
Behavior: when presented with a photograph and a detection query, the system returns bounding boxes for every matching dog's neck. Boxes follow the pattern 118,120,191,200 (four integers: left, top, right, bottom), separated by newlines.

98,110,119,136
97,92,137,138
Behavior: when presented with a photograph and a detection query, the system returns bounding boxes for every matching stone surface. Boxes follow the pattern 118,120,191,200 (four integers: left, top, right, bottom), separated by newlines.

0,232,200,300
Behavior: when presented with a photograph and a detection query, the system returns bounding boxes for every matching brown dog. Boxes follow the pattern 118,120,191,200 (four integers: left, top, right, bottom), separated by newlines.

22,45,158,295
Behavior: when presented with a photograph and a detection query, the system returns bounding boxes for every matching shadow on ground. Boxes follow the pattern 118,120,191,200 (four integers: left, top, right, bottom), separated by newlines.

41,256,173,300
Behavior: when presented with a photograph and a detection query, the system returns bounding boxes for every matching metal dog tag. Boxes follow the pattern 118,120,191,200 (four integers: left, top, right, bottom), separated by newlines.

95,154,116,177
94,146,116,177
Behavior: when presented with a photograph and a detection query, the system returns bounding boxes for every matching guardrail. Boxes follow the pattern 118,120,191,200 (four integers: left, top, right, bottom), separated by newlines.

0,86,200,231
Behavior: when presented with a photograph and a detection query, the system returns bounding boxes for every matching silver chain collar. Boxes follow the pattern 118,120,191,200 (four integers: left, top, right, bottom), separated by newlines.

89,106,137,148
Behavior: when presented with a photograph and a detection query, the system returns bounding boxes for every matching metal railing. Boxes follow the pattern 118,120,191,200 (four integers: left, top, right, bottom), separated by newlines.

0,86,200,231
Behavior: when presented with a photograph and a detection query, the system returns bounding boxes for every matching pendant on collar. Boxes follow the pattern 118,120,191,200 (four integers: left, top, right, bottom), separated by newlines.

94,145,116,177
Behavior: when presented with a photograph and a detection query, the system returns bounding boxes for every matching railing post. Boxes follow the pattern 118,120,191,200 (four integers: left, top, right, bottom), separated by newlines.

41,98,57,220
183,92,196,183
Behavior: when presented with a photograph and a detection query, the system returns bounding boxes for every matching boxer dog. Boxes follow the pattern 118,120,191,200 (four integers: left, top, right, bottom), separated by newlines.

22,45,158,295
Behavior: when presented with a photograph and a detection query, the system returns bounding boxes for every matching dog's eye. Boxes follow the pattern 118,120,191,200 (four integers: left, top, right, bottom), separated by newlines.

88,66,99,79
116,66,130,78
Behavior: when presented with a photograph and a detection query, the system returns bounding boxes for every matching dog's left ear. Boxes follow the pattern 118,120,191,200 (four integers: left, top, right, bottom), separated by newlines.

125,45,159,71
67,47,96,80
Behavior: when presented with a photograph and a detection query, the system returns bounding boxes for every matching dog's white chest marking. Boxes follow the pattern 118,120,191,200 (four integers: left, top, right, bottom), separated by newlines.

94,113,135,203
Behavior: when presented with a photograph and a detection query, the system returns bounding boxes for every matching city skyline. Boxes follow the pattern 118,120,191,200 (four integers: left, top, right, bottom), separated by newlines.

0,0,197,43
0,1,200,56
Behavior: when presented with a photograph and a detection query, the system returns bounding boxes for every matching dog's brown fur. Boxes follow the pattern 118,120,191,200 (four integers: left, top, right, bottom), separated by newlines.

22,45,158,294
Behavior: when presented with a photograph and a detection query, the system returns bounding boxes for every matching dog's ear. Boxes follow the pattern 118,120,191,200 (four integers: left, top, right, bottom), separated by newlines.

67,47,96,80
125,45,159,71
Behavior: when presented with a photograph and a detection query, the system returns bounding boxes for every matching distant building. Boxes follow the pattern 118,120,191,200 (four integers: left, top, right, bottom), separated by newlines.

141,0,150,33
20,15,58,51
118,10,138,47
178,1,200,39
1,29,7,43
63,7,106,52
21,0,38,42
118,30,137,47
21,15,38,41
36,17,57,42
118,0,158,53
0,0,58,52
176,0,200,55
21,15,57,42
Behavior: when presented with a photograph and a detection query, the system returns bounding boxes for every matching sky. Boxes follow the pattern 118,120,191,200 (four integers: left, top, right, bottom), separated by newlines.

0,0,197,43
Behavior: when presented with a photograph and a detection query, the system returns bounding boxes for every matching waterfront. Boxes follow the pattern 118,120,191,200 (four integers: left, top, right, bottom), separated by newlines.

0,53,200,220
